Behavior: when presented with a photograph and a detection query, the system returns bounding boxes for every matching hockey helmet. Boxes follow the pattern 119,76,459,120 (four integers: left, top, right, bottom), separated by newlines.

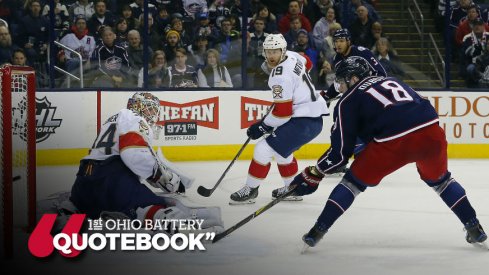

335,56,371,85
262,33,287,63
127,92,160,125
333,28,351,42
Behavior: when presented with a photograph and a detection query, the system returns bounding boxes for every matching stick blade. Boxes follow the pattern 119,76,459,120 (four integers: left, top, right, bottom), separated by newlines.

197,185,212,197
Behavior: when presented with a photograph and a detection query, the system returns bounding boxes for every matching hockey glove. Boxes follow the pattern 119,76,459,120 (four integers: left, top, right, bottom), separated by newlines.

290,166,324,196
247,121,274,140
148,168,181,193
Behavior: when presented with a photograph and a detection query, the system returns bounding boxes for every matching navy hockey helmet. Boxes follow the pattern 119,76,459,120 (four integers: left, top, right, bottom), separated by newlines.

333,28,351,42
335,56,371,84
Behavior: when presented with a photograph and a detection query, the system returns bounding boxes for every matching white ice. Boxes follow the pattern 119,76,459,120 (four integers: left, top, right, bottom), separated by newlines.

8,159,489,274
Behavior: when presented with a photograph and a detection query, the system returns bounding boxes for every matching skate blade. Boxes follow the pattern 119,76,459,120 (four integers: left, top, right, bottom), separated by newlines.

470,241,489,250
273,196,303,201
229,199,256,205
300,243,310,254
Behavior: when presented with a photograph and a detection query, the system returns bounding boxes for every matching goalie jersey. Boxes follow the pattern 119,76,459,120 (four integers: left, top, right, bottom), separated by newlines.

85,109,157,180
264,51,329,128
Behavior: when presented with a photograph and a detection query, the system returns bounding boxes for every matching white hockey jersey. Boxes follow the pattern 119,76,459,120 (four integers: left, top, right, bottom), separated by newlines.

264,51,329,128
84,109,157,180
59,32,96,61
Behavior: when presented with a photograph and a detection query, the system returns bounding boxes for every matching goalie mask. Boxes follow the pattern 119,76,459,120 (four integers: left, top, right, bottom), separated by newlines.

262,33,287,66
127,92,160,126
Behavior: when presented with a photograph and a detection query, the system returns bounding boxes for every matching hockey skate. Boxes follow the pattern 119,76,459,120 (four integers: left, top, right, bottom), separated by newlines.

301,223,328,253
229,185,259,205
272,186,303,201
464,218,488,250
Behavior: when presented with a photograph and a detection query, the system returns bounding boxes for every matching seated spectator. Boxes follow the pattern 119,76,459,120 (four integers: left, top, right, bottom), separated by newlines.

208,0,231,26
193,12,218,45
168,17,192,49
293,29,319,78
278,0,312,34
114,18,130,48
214,18,240,64
130,0,157,19
188,35,210,69
475,38,489,87
166,47,198,87
163,29,181,64
461,20,489,87
181,0,207,19
138,50,169,88
450,0,478,29
373,37,404,78
248,4,278,34
350,5,376,48
120,4,140,31
19,0,49,64
87,0,116,41
127,29,152,84
154,4,171,36
312,7,336,50
455,8,489,46
69,0,95,22
11,48,28,66
58,16,96,74
249,18,269,60
197,48,233,88
319,22,342,63
0,25,19,65
90,26,131,88
284,16,303,50
339,0,381,28
138,13,163,52
370,21,390,49
42,0,70,38
317,58,335,89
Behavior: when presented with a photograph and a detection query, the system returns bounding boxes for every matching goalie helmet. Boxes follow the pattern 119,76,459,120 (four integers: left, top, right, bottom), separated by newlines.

335,56,371,85
127,92,160,125
262,33,287,63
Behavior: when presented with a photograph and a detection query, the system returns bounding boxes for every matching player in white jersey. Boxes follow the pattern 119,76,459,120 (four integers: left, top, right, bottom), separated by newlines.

229,34,329,204
69,92,223,233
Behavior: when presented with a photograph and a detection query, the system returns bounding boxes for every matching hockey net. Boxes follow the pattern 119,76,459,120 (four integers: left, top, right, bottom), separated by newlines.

0,65,36,258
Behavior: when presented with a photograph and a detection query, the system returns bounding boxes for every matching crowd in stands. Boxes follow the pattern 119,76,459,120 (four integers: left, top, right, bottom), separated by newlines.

0,0,419,89
431,0,489,88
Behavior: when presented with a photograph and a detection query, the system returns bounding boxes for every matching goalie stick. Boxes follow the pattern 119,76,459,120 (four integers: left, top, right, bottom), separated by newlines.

212,186,296,243
197,103,275,197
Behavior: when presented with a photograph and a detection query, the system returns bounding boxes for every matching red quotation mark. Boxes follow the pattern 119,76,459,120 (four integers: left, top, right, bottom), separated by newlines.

28,214,86,258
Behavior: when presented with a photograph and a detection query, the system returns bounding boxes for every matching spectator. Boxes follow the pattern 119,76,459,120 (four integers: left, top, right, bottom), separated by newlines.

370,21,390,49
208,0,230,26
169,17,192,49
120,4,140,31
249,18,269,62
163,29,180,64
42,0,70,37
285,16,307,50
58,16,96,74
296,0,322,25
278,0,312,34
11,48,28,66
90,26,131,88
114,17,130,48
312,7,336,50
130,0,157,19
455,6,489,46
450,0,477,29
87,0,116,40
69,0,95,21
475,38,489,87
435,0,457,33
249,4,278,34
339,0,381,28
197,48,233,88
319,22,342,63
127,29,152,84
350,5,375,48
293,29,319,77
0,25,18,65
181,0,207,19
193,12,218,44
138,13,163,52
138,50,168,88
317,58,335,88
154,4,171,36
19,0,49,63
188,35,210,69
166,47,198,88
461,19,489,87
214,18,240,64
373,37,404,78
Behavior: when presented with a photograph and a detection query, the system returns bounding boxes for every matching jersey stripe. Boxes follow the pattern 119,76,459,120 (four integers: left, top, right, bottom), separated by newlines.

272,100,293,118
119,131,148,151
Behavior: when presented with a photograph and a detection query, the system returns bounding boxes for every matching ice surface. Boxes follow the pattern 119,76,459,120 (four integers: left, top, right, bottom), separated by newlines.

4,159,488,275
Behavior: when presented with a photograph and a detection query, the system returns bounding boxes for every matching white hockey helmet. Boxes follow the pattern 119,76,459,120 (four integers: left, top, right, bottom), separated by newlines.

262,33,287,63
127,92,160,125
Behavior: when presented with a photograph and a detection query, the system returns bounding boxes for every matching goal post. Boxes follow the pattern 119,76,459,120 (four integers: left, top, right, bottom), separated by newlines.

0,65,36,258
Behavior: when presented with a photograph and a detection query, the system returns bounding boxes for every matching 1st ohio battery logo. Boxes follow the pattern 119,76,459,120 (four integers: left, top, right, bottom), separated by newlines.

157,97,219,141
36,97,62,142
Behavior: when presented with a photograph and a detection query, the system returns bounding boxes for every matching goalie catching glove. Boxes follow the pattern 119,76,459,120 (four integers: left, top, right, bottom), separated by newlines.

147,164,181,193
289,166,324,196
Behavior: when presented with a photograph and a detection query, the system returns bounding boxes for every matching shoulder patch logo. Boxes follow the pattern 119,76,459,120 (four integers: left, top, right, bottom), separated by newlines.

272,85,283,99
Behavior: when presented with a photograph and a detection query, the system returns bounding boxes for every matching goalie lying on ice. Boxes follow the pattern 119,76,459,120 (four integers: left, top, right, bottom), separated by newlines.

48,92,223,233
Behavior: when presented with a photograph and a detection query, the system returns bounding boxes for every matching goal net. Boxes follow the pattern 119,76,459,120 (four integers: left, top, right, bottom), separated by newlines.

0,65,36,258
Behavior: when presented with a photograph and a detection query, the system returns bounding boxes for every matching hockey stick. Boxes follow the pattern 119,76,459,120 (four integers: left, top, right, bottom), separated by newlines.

212,186,296,243
197,104,275,197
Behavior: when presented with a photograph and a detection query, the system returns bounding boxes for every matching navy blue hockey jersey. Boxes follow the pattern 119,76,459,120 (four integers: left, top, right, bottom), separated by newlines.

325,45,387,98
317,76,439,174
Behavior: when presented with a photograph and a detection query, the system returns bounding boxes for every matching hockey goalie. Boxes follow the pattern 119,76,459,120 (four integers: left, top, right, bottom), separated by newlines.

39,92,223,234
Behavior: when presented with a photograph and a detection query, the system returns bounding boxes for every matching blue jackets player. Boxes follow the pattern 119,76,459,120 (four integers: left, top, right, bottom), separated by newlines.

323,28,386,101
289,57,487,250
